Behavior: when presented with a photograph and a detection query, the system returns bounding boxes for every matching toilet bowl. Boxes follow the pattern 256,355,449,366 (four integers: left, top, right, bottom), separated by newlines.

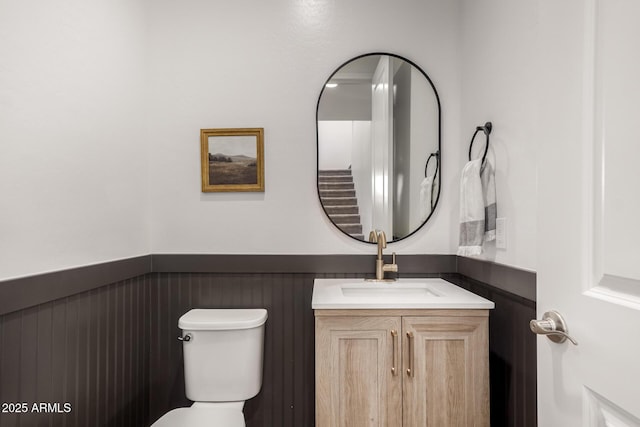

151,309,268,427
152,403,245,427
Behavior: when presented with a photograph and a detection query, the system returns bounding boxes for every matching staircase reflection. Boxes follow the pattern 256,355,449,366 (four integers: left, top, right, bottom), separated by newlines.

319,169,364,240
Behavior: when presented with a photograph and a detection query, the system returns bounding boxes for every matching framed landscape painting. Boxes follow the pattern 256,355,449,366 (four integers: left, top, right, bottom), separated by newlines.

200,128,265,192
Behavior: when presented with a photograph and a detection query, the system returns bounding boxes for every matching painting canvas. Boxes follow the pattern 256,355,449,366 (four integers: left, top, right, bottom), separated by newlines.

200,128,264,192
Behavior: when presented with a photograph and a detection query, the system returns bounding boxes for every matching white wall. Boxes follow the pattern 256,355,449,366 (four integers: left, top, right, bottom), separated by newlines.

147,0,462,255
317,84,372,121
317,121,352,170
0,0,150,280
459,0,538,271
4,1,525,277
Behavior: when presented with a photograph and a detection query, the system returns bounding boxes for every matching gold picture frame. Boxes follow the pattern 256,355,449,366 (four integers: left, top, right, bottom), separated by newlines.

200,128,265,192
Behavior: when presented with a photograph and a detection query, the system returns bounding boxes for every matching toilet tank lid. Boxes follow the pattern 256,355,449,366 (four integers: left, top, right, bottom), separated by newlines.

179,309,268,330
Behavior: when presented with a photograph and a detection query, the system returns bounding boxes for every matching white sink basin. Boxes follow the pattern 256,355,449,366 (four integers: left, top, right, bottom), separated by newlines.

340,282,441,298
312,278,494,309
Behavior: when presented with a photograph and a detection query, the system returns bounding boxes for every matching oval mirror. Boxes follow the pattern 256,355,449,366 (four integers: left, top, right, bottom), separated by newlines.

316,53,441,243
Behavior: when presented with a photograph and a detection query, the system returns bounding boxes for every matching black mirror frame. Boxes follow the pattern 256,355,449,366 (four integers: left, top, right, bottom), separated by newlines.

316,52,442,244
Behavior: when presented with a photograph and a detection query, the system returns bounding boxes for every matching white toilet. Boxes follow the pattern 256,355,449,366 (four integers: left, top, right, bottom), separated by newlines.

152,308,268,427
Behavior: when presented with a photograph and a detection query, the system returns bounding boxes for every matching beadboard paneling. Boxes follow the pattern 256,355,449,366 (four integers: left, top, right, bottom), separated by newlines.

0,276,152,427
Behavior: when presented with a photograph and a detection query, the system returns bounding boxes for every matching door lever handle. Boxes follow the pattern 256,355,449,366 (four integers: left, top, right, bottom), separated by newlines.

530,310,578,345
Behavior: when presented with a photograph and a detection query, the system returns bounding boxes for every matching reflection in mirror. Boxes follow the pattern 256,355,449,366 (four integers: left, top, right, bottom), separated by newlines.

316,53,441,242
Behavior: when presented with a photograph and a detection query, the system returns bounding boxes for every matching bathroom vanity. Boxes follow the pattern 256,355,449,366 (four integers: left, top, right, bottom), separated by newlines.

312,278,494,427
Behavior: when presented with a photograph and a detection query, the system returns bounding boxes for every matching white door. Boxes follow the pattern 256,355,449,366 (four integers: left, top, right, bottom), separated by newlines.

371,55,393,236
537,0,640,425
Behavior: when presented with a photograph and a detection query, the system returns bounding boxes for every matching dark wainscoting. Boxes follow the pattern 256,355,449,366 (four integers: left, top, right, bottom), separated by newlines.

0,255,152,316
0,255,536,427
457,256,536,302
0,275,152,427
150,254,457,275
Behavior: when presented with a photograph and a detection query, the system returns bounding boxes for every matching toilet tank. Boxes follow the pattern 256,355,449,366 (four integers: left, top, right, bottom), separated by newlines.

179,309,268,402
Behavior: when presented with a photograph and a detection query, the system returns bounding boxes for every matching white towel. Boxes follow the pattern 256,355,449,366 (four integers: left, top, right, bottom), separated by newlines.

457,159,484,256
419,175,434,222
481,160,497,241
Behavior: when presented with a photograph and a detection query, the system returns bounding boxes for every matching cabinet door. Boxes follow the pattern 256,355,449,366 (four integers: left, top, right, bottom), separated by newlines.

402,315,489,427
316,316,402,427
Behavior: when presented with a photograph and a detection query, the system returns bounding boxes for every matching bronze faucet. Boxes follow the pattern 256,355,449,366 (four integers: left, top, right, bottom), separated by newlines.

368,230,398,281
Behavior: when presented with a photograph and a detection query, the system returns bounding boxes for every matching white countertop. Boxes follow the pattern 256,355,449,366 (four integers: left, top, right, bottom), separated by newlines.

312,278,495,310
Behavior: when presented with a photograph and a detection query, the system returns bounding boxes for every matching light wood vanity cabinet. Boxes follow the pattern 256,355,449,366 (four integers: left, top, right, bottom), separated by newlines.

315,309,489,427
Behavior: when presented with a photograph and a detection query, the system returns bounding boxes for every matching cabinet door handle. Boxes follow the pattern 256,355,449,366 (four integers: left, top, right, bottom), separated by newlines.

391,329,398,375
406,331,414,377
